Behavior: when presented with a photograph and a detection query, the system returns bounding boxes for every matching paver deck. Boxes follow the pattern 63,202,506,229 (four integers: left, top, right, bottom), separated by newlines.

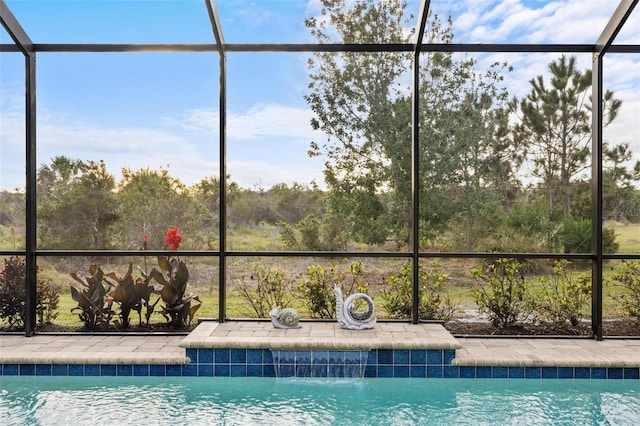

0,334,188,364
454,337,640,368
2,322,640,368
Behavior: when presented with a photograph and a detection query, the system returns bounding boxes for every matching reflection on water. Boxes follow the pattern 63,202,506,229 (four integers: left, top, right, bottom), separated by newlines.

1,377,640,425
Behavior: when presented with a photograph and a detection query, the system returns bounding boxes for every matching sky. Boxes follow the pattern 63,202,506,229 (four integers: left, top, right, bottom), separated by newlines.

0,0,639,192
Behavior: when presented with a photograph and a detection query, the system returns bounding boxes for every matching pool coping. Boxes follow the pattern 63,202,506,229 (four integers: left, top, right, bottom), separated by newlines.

180,321,461,350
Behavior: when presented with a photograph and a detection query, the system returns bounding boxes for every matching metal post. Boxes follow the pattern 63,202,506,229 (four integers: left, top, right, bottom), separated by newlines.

204,0,227,322
24,52,36,336
411,51,420,324
591,52,604,341
590,0,637,341
410,0,430,324
218,51,227,322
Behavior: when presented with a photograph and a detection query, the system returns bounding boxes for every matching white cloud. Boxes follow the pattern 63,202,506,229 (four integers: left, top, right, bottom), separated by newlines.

1,94,323,191
229,104,316,141
166,104,317,142
445,0,620,44
228,159,324,189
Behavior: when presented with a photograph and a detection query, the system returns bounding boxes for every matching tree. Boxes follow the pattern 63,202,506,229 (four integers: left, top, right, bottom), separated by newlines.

190,176,222,249
414,25,519,251
305,0,516,249
513,55,622,219
116,167,206,250
602,142,640,222
37,157,118,249
306,0,411,246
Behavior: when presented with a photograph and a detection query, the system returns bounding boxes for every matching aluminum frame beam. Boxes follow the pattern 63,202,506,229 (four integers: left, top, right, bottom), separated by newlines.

413,0,430,52
204,0,225,54
203,0,227,320
15,43,640,54
590,0,637,341
595,0,638,54
410,0,431,324
0,0,32,55
24,54,36,336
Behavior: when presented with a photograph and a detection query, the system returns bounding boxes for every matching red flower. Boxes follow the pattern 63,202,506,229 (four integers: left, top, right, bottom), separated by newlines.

165,227,182,251
142,233,149,250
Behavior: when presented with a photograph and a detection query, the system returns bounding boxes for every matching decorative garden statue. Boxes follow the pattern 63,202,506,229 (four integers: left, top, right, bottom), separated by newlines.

269,306,301,329
333,284,376,330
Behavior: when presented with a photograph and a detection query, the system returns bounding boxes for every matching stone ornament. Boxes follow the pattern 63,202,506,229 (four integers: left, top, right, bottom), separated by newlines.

269,306,302,329
333,284,376,330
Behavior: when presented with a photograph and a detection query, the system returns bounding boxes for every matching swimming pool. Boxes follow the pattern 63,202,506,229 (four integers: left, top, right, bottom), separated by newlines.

2,376,639,425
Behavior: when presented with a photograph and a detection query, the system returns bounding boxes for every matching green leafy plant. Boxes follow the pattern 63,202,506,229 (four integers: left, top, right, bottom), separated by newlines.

470,258,535,329
536,260,591,327
298,262,368,319
146,227,201,329
382,261,457,321
105,262,158,328
610,260,640,319
70,264,115,331
236,264,296,318
0,256,59,330
36,280,60,326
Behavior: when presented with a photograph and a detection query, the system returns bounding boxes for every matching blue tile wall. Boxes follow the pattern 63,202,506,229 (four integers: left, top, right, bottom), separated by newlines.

3,349,640,379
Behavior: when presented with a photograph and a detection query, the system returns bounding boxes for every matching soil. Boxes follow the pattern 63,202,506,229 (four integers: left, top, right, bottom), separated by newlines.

443,318,640,337
3,318,639,337
1,322,197,334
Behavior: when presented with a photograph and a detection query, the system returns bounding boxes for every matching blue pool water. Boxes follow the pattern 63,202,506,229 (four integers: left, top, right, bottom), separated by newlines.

1,376,640,425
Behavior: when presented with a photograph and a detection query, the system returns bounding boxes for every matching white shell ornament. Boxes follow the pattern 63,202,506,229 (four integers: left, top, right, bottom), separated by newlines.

270,307,301,329
333,284,376,330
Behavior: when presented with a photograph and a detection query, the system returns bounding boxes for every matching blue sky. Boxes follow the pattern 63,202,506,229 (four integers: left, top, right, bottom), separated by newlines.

0,0,638,192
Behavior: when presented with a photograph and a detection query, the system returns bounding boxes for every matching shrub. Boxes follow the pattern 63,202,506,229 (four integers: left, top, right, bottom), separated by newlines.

147,255,201,329
298,262,368,319
36,280,60,326
0,256,59,330
70,264,115,330
536,260,591,327
610,260,640,319
381,261,457,321
470,258,535,329
236,264,296,318
69,228,201,331
559,219,618,254
105,262,158,328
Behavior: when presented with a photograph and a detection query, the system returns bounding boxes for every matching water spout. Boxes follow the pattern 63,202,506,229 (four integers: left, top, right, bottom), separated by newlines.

272,350,370,378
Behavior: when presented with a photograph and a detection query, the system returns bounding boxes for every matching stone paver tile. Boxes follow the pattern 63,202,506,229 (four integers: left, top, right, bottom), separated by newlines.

309,330,335,337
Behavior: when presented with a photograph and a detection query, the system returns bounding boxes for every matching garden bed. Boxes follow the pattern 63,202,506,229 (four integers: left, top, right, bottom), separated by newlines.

444,318,640,337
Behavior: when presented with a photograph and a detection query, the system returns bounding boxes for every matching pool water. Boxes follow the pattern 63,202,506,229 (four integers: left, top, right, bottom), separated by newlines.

2,377,639,425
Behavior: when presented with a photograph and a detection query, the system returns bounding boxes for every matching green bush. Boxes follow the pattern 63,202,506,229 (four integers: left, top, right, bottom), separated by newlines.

236,264,296,318
471,258,535,329
298,262,368,319
381,261,457,321
536,260,591,327
610,260,640,319
559,219,618,254
0,256,59,330
279,213,347,251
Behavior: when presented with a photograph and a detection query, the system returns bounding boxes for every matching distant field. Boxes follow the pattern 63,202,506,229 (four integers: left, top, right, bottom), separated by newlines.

4,222,640,329
610,222,640,253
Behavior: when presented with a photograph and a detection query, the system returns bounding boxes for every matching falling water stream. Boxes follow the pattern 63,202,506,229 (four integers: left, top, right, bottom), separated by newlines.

271,350,369,378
